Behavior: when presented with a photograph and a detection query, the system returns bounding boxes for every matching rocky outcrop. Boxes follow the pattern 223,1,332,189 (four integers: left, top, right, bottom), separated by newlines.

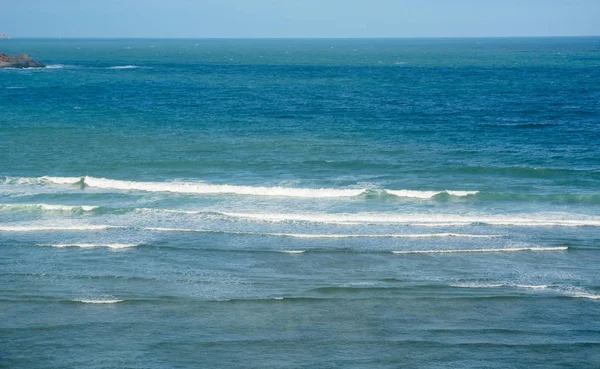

0,52,45,68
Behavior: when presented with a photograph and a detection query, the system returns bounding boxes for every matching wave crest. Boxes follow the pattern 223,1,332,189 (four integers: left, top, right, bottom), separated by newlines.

392,247,568,254
106,65,143,69
0,225,122,232
3,176,477,199
0,203,98,213
221,212,600,227
38,243,137,249
76,299,124,304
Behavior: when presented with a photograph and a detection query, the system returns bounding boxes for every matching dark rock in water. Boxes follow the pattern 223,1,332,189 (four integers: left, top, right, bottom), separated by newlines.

0,52,45,68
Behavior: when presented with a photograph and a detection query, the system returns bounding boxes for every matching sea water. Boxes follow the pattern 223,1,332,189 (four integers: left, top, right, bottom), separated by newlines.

1,38,599,368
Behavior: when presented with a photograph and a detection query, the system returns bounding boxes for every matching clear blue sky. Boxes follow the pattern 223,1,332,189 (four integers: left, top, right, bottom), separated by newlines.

1,0,598,38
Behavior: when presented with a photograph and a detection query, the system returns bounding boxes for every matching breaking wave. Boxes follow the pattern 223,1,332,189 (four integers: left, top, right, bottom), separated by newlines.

0,203,98,213
386,190,478,199
221,212,600,227
4,176,600,204
0,225,123,232
38,243,137,249
2,176,476,199
141,228,501,238
391,246,568,254
75,299,124,304
450,283,600,300
106,65,143,69
45,64,70,69
451,283,552,289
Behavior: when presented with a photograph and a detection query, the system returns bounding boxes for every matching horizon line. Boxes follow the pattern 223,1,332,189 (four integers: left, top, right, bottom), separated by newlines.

1,35,599,40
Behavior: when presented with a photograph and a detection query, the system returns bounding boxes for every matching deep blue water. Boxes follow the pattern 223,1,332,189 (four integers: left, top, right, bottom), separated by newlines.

1,38,599,368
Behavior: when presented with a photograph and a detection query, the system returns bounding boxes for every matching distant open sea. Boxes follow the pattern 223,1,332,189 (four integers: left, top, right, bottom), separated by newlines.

1,38,599,368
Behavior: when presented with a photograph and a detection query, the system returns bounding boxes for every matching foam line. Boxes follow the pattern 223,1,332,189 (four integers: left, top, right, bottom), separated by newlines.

451,283,551,289
45,64,68,69
386,190,478,199
222,212,600,227
143,227,209,233
0,225,122,232
7,176,476,199
38,243,137,249
0,203,98,212
82,176,364,198
140,227,500,239
392,246,568,254
106,65,141,69
76,299,124,304
41,176,83,184
265,232,501,239
570,293,600,300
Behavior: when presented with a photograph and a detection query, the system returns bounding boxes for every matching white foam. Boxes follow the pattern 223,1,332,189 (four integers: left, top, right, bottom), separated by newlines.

0,176,77,186
392,246,568,254
0,203,97,212
452,283,550,290
140,227,499,239
387,190,478,199
76,299,124,304
280,250,306,254
41,176,82,184
81,176,364,198
451,283,599,300
106,65,141,69
0,225,121,232
446,190,480,197
43,204,98,212
19,176,477,200
569,293,600,300
267,232,501,239
222,212,600,227
143,227,206,232
39,243,137,249
451,283,505,288
513,284,550,290
45,64,66,69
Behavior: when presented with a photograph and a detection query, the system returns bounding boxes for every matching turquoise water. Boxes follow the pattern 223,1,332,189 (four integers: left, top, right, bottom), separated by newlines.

1,38,599,368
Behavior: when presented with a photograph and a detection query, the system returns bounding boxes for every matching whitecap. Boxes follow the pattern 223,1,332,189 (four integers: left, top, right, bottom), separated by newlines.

513,284,551,290
386,190,478,199
569,293,600,300
76,299,124,304
0,203,97,212
0,225,122,232
41,176,83,184
45,64,67,69
80,176,364,198
38,243,137,249
19,175,479,200
140,227,500,239
267,232,501,239
106,65,142,69
222,212,600,227
451,283,505,288
392,247,568,254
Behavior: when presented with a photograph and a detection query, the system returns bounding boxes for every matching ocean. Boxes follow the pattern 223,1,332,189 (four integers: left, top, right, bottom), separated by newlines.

1,38,599,368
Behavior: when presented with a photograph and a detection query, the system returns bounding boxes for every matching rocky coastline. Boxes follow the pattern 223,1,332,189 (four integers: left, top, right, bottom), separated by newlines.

0,52,45,68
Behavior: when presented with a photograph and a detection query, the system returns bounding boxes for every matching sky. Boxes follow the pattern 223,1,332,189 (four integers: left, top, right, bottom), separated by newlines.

0,0,598,38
